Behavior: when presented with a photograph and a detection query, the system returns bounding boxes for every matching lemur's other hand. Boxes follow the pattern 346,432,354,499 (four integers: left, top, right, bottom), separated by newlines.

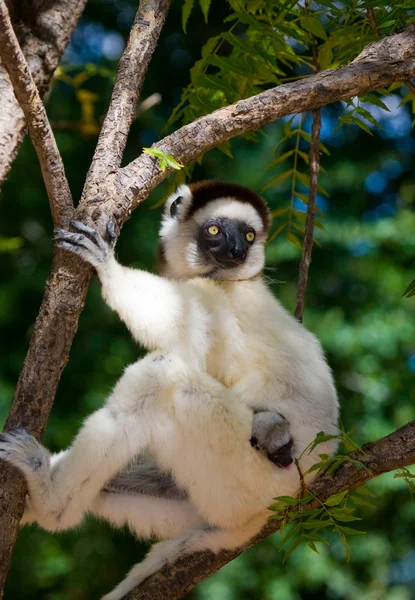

55,220,116,268
250,411,294,469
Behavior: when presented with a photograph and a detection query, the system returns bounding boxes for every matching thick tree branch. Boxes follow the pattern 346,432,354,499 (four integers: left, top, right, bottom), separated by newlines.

0,0,87,185
112,57,415,218
0,0,73,227
124,421,415,600
82,0,171,201
295,108,321,322
0,0,171,596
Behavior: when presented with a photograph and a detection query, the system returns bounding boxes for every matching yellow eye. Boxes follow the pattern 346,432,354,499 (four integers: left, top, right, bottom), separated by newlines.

246,231,255,243
208,225,219,236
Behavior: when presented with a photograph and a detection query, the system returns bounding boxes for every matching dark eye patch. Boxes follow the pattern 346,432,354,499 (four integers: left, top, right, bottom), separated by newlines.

170,196,183,218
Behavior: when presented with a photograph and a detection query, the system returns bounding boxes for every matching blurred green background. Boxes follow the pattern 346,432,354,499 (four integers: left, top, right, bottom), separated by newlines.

1,1,415,599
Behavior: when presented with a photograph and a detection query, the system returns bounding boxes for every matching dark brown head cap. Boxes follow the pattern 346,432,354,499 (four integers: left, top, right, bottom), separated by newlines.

186,180,271,232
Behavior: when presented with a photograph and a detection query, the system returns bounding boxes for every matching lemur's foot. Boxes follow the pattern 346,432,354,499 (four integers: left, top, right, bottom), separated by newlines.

250,411,294,468
55,220,116,268
0,428,50,480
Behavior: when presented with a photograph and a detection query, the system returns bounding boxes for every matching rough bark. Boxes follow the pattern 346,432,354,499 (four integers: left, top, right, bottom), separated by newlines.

0,0,73,227
125,420,415,600
0,0,87,185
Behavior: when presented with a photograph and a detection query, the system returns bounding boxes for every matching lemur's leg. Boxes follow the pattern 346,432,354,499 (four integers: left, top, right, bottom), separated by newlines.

251,410,293,468
91,492,203,540
100,515,265,600
0,366,156,531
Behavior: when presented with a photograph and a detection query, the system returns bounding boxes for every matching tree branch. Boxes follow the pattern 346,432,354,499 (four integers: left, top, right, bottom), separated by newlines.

81,0,171,201
0,0,171,596
0,0,87,186
0,0,73,227
295,108,321,322
113,56,415,218
124,421,415,600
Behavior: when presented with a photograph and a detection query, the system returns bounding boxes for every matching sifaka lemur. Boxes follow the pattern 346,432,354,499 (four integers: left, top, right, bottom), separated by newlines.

0,180,339,600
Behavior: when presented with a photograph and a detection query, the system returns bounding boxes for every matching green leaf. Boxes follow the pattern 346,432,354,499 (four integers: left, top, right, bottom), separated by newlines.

206,55,250,77
325,490,348,506
287,232,303,248
361,93,391,112
354,116,374,136
280,523,302,548
262,169,293,192
339,532,351,562
307,541,320,554
300,16,327,40
268,221,288,242
355,107,381,129
402,279,415,298
283,537,302,562
0,236,24,252
350,495,376,508
332,513,362,522
143,147,184,172
353,486,374,497
267,150,295,169
272,495,298,506
194,73,234,95
339,526,366,535
304,534,330,545
271,207,290,218
182,0,194,33
199,0,211,22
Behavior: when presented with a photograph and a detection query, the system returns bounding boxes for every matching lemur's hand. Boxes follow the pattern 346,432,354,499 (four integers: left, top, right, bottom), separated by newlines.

55,220,116,268
250,411,294,469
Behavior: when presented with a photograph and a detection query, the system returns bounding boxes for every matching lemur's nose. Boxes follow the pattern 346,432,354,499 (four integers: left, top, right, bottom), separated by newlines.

228,247,247,262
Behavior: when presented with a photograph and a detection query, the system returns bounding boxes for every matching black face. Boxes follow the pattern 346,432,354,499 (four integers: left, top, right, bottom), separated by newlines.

197,218,256,270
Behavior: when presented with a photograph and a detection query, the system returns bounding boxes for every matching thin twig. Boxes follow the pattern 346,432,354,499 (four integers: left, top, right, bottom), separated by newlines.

294,108,321,322
81,0,171,201
0,0,73,228
367,8,379,36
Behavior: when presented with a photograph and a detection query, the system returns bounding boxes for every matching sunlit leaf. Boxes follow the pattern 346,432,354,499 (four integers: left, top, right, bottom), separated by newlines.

182,0,194,33
325,490,348,506
300,16,328,40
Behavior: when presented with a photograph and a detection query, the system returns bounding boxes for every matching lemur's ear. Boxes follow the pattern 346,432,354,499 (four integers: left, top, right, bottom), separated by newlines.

170,196,183,219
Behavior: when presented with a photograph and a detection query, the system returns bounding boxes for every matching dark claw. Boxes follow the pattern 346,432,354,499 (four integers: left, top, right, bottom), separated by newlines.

70,220,100,243
106,221,117,245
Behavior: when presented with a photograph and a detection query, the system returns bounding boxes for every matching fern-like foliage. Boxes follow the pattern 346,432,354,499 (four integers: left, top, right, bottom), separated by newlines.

269,428,415,562
172,0,415,246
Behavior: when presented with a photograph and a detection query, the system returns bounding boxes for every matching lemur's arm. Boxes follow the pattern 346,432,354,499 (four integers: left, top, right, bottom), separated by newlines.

55,222,208,354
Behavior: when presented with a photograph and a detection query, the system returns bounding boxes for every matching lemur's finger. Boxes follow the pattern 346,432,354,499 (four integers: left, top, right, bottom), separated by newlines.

56,241,101,266
55,230,97,253
106,220,117,246
70,220,104,246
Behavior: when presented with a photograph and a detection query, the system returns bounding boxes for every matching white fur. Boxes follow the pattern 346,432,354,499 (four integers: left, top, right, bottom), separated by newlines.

1,191,339,600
